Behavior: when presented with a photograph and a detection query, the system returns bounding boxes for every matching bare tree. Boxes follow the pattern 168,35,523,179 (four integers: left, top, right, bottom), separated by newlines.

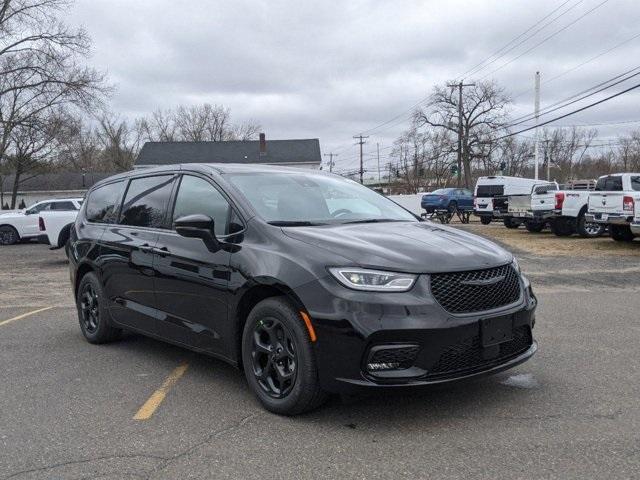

415,80,511,187
97,114,143,171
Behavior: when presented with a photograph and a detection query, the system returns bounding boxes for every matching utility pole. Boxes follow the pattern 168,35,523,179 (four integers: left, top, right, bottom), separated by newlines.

376,142,381,183
353,135,368,184
544,139,550,181
447,80,475,188
323,153,338,173
533,71,541,180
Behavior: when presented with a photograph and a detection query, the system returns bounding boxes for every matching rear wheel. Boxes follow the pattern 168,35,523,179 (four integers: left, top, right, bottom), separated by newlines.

576,211,604,238
550,218,575,237
610,224,636,242
503,217,520,229
480,216,492,225
76,272,122,344
525,221,545,233
242,297,327,415
0,225,20,245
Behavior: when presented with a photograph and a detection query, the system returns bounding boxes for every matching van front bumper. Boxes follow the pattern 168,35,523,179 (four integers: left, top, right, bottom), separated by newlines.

294,273,537,394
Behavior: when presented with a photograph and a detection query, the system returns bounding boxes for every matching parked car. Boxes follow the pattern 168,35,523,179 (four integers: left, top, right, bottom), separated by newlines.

69,164,537,415
38,209,80,251
631,201,640,236
421,188,473,213
0,198,83,246
474,176,552,227
508,180,605,237
586,173,640,242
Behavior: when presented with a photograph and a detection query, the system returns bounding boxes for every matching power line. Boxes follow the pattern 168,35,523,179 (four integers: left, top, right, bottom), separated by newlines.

460,0,581,79
479,0,611,80
496,80,640,141
512,30,640,100
507,66,640,128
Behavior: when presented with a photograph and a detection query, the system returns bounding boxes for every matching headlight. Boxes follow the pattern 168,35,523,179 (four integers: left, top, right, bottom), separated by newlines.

511,256,521,273
328,267,417,292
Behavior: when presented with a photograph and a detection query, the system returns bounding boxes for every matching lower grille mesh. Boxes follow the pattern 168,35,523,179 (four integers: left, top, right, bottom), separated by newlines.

428,325,532,377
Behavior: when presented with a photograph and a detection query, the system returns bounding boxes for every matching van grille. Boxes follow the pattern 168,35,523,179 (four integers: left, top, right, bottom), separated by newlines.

430,264,521,314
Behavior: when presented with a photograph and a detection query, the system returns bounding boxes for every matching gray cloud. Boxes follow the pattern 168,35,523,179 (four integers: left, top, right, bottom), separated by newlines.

69,0,640,172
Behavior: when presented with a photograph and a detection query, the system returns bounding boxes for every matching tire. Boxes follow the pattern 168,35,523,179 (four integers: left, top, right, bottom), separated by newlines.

610,224,636,242
447,201,458,213
525,221,545,233
503,217,520,229
550,218,575,237
0,225,20,245
576,211,604,238
242,297,327,415
480,216,492,225
76,272,122,344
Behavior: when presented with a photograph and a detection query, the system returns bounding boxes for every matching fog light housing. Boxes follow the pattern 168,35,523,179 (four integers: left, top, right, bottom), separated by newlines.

366,344,420,372
367,362,401,371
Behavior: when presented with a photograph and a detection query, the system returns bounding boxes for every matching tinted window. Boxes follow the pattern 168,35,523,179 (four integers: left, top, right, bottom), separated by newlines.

595,176,623,191
120,175,175,228
476,185,504,197
51,201,76,211
172,175,231,236
631,176,640,191
27,202,52,214
86,181,126,223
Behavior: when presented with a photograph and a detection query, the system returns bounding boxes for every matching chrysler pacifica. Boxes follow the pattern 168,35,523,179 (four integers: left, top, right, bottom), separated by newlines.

69,164,537,415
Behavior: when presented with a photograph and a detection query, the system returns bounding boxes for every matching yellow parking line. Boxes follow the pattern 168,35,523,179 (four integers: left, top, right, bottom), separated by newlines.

133,362,189,421
0,306,53,327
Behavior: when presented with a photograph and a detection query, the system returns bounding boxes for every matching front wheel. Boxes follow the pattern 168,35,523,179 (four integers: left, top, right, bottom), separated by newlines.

242,297,327,415
550,218,575,237
480,216,492,225
503,217,520,229
0,225,20,245
525,221,545,233
610,224,636,242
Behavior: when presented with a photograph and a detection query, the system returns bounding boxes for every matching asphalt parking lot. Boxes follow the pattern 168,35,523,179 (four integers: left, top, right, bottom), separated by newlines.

1,228,639,479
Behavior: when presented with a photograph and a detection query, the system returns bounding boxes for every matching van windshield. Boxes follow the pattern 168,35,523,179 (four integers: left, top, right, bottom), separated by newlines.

226,172,417,225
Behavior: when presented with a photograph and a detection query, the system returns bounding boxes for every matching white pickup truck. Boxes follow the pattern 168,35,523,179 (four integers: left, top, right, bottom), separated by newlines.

508,180,605,237
474,176,551,228
586,173,640,242
632,202,640,236
0,198,83,245
38,209,80,251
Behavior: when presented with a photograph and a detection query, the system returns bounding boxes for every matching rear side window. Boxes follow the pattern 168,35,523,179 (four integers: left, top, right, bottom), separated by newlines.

631,176,640,191
51,201,76,211
86,181,126,223
595,176,623,191
120,175,175,228
534,184,557,194
476,185,504,197
172,175,231,236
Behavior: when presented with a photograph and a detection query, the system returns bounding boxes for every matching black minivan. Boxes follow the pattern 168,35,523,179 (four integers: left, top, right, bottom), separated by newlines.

69,164,537,415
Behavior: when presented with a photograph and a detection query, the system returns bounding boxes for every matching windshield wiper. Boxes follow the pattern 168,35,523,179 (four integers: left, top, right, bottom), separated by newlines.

339,218,407,224
268,220,327,227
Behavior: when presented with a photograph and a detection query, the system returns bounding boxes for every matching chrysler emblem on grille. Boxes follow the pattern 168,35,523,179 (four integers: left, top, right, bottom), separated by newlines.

460,275,505,286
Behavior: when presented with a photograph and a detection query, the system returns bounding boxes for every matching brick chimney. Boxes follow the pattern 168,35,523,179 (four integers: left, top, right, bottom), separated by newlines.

259,133,266,156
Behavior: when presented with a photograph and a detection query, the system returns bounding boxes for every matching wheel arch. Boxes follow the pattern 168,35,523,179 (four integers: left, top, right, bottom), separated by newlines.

74,261,97,298
233,278,308,370
57,222,73,248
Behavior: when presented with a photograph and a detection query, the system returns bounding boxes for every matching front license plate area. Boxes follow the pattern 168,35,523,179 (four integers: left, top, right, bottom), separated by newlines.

480,315,514,347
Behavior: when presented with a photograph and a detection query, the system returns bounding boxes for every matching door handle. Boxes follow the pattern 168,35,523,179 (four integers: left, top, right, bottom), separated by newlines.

153,246,170,257
140,243,153,253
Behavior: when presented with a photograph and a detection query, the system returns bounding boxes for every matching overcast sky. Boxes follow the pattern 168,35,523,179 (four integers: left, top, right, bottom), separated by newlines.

69,0,640,174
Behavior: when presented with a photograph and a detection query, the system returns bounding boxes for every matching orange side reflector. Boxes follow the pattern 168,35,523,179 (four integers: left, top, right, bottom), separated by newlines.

300,311,317,342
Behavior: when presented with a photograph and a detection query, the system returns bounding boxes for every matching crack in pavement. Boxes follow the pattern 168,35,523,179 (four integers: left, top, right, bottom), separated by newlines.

143,411,264,479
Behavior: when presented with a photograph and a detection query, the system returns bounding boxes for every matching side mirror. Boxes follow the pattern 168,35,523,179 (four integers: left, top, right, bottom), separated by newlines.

25,209,35,215
175,214,220,252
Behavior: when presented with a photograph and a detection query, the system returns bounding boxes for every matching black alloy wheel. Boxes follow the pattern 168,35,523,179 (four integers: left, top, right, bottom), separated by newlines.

76,272,122,344
80,283,100,334
0,225,19,245
251,317,298,398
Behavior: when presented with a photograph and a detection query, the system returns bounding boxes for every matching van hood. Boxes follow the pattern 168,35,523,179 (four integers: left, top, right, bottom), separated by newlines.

282,221,512,274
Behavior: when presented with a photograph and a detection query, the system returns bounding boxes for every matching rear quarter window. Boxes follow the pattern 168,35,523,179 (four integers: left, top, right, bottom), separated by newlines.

86,180,126,223
631,176,640,191
595,176,623,191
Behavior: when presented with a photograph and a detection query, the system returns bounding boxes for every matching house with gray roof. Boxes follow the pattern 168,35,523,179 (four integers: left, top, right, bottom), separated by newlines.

135,134,321,169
